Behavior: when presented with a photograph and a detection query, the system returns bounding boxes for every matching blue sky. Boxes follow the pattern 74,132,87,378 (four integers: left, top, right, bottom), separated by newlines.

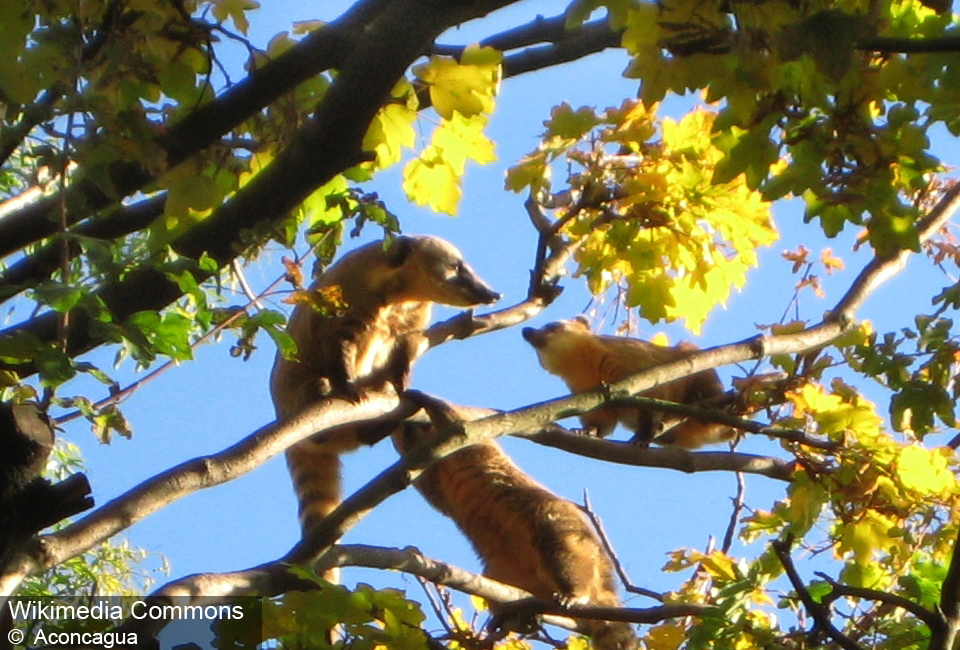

49,0,960,631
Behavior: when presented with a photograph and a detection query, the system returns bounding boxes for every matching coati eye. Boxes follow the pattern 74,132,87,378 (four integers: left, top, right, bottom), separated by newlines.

441,261,463,281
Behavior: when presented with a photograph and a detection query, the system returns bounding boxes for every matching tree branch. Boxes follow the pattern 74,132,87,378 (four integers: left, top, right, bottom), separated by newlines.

434,14,624,79
857,36,960,53
423,194,575,349
520,426,794,480
0,0,525,378
772,538,864,650
0,395,402,599
0,195,165,302
930,524,960,647
811,571,940,629
609,395,838,451
114,543,711,643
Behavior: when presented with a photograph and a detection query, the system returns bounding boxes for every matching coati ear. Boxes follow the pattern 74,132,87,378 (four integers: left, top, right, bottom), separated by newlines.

385,236,415,267
573,314,591,327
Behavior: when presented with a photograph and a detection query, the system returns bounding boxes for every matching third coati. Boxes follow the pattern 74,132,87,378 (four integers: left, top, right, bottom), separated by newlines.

522,316,732,448
270,235,499,538
392,400,638,650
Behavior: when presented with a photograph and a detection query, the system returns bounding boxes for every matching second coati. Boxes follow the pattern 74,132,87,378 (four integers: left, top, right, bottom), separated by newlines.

522,316,732,448
392,400,638,650
270,235,499,538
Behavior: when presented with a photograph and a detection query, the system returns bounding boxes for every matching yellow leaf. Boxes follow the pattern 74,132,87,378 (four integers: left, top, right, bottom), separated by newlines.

821,247,844,273
836,511,894,566
403,152,461,215
645,623,685,650
650,332,671,346
363,102,417,167
749,588,775,607
896,445,957,496
786,471,826,533
505,151,551,193
414,45,501,120
564,636,591,650
431,113,497,174
545,102,600,139
699,550,739,581
210,0,260,35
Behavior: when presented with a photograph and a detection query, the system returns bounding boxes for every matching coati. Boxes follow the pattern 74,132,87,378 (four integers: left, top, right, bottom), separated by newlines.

522,316,732,448
392,400,638,650
270,235,499,539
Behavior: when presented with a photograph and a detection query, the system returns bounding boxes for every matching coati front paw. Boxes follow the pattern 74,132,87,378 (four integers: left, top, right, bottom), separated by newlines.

339,382,364,404
628,432,652,447
556,592,591,608
573,426,604,438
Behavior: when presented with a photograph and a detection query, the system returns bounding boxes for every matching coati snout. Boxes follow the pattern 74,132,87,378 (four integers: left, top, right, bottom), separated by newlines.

387,235,501,307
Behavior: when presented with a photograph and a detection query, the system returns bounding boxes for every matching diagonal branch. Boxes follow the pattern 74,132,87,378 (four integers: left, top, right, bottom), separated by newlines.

0,4,369,259
0,0,525,378
0,395,402,599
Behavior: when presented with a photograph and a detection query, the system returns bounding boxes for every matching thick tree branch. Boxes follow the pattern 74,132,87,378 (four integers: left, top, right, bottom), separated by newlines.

0,395,402,599
0,0,524,378
501,19,624,77
0,195,165,301
434,14,624,78
930,525,960,648
857,36,960,53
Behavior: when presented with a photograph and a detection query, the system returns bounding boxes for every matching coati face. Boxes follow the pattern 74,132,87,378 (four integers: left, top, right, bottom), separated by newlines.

389,235,500,307
522,316,594,377
521,315,592,350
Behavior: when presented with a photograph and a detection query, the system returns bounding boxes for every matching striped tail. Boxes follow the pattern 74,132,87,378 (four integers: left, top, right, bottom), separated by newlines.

286,441,341,582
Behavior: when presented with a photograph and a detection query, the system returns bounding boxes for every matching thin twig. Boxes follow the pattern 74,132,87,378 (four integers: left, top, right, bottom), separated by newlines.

581,492,664,602
721,472,746,554
771,537,864,650
811,571,939,628
416,576,455,636
231,258,265,309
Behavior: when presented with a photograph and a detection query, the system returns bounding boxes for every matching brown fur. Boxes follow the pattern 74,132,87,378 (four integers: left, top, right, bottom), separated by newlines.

270,236,498,541
392,405,637,650
522,316,731,448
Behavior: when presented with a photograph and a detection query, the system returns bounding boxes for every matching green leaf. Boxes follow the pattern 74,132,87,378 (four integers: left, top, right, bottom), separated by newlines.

775,10,875,82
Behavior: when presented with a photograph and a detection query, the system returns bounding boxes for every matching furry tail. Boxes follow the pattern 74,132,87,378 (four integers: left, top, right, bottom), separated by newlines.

586,620,638,650
286,441,341,581
654,419,734,448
